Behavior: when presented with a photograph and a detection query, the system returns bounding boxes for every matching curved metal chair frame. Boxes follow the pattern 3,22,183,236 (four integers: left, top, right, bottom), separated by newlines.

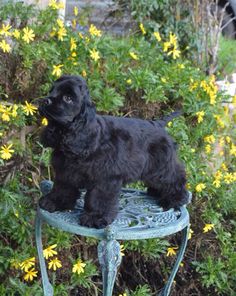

35,180,190,296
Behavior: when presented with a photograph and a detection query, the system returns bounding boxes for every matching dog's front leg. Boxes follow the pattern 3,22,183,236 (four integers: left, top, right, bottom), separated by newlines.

39,181,80,212
79,181,121,229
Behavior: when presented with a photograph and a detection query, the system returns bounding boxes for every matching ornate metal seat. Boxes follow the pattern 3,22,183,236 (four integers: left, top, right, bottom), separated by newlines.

35,180,191,296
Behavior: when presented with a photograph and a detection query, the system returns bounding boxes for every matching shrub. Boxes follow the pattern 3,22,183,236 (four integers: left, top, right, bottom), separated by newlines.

0,1,235,295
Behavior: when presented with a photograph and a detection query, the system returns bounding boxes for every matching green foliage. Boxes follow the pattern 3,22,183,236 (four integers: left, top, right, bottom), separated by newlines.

0,1,235,295
218,36,236,77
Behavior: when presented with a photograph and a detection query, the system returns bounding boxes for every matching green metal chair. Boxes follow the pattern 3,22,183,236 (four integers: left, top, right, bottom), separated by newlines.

35,180,191,296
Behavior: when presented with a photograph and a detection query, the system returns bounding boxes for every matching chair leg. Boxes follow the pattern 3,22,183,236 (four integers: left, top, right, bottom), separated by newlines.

35,209,54,296
98,239,122,296
159,225,190,296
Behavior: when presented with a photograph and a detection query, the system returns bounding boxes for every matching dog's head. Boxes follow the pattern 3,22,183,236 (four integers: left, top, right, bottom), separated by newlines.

39,75,95,126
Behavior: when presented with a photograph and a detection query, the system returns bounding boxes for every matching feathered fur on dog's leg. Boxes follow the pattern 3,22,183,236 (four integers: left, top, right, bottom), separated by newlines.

40,123,61,148
79,180,122,228
144,136,189,209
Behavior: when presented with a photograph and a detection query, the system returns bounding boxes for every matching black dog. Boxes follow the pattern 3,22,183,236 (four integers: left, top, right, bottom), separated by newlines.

38,75,189,228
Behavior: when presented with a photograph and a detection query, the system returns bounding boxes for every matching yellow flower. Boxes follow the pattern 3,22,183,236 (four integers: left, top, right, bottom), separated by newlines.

82,70,87,77
20,257,35,272
224,173,234,184
213,179,221,188
204,135,215,144
23,101,37,116
43,244,57,259
70,37,77,51
161,77,167,83
72,19,77,29
49,0,64,10
126,79,132,84
12,29,20,39
221,163,228,171
48,257,62,271
167,246,178,256
57,27,67,41
11,105,18,117
23,268,38,282
163,41,171,52
1,106,12,121
225,136,231,143
178,63,185,69
72,259,86,275
188,228,194,240
129,51,139,60
90,48,100,62
22,27,35,43
153,31,161,41
196,111,205,123
167,121,172,127
119,293,127,296
0,144,14,160
167,47,180,59
195,183,206,192
205,144,211,154
139,23,146,35
0,23,12,36
74,6,79,16
230,144,236,157
0,40,11,53
203,224,214,233
52,64,63,77
57,18,64,28
89,24,102,37
120,244,125,257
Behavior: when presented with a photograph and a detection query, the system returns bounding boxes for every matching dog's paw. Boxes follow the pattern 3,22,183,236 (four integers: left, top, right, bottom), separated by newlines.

79,212,114,229
39,195,57,212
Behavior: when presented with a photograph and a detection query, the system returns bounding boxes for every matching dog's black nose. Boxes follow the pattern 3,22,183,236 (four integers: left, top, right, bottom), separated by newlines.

44,98,52,105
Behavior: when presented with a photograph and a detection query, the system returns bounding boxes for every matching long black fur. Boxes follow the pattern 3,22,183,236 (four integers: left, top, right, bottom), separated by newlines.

38,75,189,228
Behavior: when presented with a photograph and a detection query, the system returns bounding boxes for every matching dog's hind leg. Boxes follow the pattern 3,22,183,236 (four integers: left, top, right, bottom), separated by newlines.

79,180,122,229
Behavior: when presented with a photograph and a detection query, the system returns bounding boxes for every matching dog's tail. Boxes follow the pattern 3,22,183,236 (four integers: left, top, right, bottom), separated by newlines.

155,111,182,128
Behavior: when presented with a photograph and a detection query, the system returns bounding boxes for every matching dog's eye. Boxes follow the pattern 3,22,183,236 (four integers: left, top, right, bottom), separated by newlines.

63,95,73,104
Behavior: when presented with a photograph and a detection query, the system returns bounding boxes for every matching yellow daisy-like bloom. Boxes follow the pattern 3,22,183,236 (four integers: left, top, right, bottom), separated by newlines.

178,63,185,69
49,0,64,10
196,111,205,123
224,173,234,184
12,29,20,39
120,244,125,257
0,23,12,37
57,18,64,28
23,101,37,116
23,268,38,282
0,40,11,53
161,77,167,83
11,104,18,117
195,183,206,192
213,179,221,188
48,257,62,271
89,24,102,37
153,31,161,41
129,51,139,60
166,246,178,256
205,144,211,154
22,27,35,43
72,259,86,275
139,23,146,35
82,70,87,77
119,293,127,296
230,144,236,157
167,47,180,59
1,106,12,121
70,37,77,51
43,244,57,259
74,6,79,16
57,26,67,41
204,135,215,144
52,64,63,77
90,48,100,62
203,223,214,233
20,257,35,272
0,144,14,160
126,79,132,84
163,41,171,52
